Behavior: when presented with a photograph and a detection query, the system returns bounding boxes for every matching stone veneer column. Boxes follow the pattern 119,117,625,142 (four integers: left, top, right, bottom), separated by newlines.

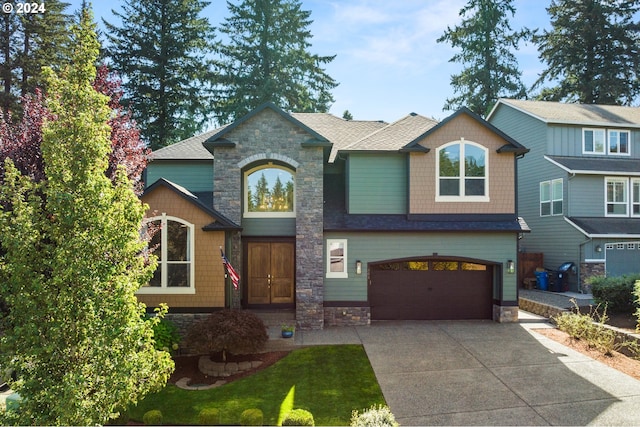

210,109,326,329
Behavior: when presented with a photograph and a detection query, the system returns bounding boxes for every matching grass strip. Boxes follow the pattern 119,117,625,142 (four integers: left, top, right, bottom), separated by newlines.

127,344,385,426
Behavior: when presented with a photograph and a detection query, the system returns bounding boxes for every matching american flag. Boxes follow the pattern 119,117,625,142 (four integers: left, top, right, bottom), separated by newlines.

221,248,240,289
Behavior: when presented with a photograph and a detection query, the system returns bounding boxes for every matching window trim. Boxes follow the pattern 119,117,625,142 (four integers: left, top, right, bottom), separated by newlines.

540,178,563,217
244,164,296,218
608,130,631,156
633,178,640,218
435,140,489,202
605,177,629,217
583,128,606,154
137,213,196,295
326,239,348,279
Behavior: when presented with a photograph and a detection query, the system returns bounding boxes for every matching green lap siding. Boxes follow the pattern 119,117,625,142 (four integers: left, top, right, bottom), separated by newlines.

347,154,406,214
145,161,213,192
323,232,518,302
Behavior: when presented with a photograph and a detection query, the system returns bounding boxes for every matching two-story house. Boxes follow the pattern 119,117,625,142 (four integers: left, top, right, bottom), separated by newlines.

488,99,640,292
139,102,529,329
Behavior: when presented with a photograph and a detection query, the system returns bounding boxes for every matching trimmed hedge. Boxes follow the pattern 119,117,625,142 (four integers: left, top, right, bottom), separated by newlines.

589,274,640,313
240,408,263,426
281,409,314,426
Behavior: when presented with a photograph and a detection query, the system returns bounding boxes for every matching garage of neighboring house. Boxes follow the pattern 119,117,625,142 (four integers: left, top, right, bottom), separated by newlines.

368,256,496,320
605,241,640,277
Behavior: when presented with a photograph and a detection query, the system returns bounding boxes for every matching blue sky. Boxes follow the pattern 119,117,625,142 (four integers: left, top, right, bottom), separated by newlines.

68,0,551,124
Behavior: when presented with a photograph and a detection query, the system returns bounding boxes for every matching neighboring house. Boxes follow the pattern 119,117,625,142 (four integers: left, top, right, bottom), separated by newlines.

139,102,529,329
488,99,640,292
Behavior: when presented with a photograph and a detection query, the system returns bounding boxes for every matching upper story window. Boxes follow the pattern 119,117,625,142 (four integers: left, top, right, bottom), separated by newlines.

583,128,631,155
138,213,195,294
436,140,489,202
244,165,295,218
606,177,640,217
540,178,563,217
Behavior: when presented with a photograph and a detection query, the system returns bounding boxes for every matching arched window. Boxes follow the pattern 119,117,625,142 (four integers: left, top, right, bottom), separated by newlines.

244,165,295,217
436,140,489,201
138,214,195,294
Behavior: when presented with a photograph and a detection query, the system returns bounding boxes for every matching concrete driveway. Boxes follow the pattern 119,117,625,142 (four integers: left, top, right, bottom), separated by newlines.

296,314,640,426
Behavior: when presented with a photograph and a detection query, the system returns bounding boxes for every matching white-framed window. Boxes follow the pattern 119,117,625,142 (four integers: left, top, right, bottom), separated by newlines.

244,165,295,218
608,130,630,155
540,178,563,216
605,177,629,217
633,178,640,217
583,128,632,155
326,239,348,278
138,213,195,294
583,129,606,154
436,140,489,202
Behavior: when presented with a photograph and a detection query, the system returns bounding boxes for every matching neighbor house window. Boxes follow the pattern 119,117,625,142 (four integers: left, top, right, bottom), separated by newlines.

244,165,295,217
608,130,630,155
138,214,195,294
606,177,629,217
633,179,640,217
326,239,348,278
540,178,563,216
436,140,488,201
583,129,606,154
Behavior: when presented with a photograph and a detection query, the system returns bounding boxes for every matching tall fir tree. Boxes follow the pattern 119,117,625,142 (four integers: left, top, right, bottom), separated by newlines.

437,0,531,116
0,10,173,425
0,0,72,117
214,0,338,123
104,0,216,150
534,0,640,104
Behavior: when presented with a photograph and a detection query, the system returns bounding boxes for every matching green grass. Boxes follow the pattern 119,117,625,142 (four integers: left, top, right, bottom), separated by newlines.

127,345,385,426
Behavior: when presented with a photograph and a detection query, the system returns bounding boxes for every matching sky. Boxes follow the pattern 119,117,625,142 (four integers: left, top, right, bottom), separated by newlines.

67,0,551,124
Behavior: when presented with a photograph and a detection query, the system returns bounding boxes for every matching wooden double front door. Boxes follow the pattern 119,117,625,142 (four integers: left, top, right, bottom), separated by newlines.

246,241,295,305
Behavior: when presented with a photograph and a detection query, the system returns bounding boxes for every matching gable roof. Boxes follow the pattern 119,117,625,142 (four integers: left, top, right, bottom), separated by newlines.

203,102,331,152
403,107,529,155
142,178,241,230
489,99,640,128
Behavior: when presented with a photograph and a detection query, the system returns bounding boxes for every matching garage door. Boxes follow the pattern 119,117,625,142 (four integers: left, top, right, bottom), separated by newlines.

369,258,493,320
606,242,640,277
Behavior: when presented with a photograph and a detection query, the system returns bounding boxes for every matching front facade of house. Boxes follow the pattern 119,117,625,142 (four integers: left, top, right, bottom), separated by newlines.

488,99,640,291
139,103,529,329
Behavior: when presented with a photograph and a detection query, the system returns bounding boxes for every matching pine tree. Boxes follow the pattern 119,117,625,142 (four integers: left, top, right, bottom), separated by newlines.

215,0,338,123
104,0,216,150
437,0,531,116
534,0,640,104
0,11,173,424
0,0,72,116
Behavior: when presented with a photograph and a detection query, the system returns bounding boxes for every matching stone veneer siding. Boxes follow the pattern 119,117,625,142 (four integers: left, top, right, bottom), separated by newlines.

580,261,605,294
212,108,325,330
324,307,371,327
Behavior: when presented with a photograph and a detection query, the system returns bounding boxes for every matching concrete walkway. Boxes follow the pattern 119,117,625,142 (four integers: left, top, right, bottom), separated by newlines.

294,311,640,426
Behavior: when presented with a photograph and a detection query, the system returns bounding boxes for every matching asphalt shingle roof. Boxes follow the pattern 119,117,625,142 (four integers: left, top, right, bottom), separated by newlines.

547,155,640,175
342,113,438,152
567,217,640,237
494,99,640,128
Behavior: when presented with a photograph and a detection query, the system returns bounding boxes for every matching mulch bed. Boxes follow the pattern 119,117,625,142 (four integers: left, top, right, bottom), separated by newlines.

169,351,291,386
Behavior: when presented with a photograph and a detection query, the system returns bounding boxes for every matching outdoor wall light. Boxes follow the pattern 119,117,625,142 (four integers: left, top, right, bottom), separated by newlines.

506,260,515,274
355,260,362,275
595,245,602,253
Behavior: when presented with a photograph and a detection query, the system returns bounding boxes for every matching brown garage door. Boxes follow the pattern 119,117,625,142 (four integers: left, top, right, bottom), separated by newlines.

369,259,493,320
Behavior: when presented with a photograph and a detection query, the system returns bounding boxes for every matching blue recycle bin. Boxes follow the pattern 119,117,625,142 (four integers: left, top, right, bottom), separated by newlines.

535,271,549,291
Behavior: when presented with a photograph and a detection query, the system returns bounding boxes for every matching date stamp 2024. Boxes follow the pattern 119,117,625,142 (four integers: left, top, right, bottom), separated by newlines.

3,2,46,14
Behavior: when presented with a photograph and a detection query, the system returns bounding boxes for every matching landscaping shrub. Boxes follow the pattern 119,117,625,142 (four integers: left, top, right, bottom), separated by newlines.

198,408,220,425
184,309,268,361
281,409,314,426
143,409,163,426
589,274,640,313
148,315,181,354
553,303,620,356
240,408,263,426
634,280,640,331
350,404,398,427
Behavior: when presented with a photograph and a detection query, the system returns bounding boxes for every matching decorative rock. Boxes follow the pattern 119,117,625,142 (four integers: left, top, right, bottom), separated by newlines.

198,356,263,377
174,377,227,391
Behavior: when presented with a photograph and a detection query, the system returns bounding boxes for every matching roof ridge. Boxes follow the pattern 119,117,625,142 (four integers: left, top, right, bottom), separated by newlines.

342,112,437,150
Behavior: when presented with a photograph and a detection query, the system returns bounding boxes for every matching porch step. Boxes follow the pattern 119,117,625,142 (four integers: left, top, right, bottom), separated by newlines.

250,309,296,327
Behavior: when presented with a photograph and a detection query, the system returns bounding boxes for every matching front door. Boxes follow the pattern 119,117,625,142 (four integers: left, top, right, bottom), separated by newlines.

247,241,295,305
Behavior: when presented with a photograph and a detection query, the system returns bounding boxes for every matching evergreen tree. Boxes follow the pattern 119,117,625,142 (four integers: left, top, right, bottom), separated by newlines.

437,0,531,116
534,0,640,104
104,0,216,149
215,0,338,123
0,0,72,116
0,11,173,425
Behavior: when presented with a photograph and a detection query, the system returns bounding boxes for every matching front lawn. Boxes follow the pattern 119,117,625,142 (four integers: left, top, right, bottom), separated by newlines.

127,345,386,426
